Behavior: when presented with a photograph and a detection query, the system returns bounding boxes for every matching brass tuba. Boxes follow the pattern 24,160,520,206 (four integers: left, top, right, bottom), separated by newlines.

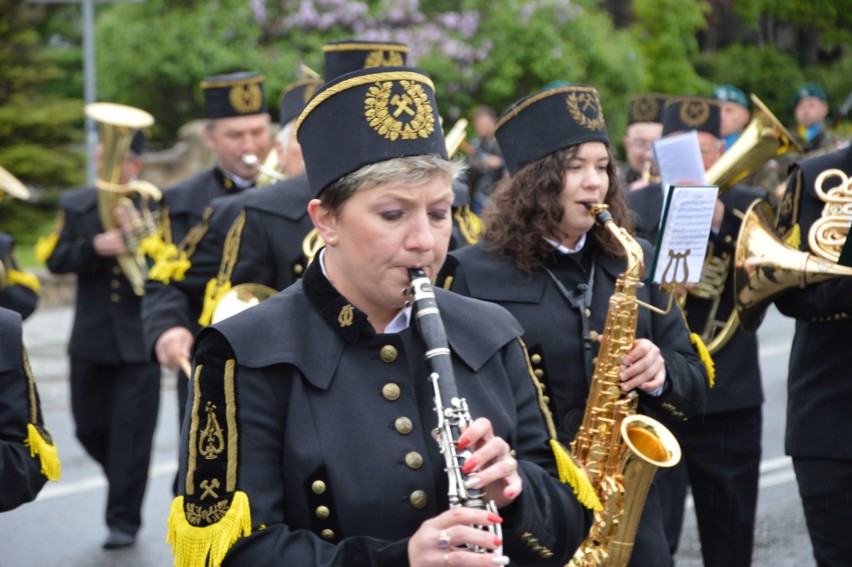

86,102,162,296
683,94,801,354
0,165,30,288
570,204,681,567
734,177,852,333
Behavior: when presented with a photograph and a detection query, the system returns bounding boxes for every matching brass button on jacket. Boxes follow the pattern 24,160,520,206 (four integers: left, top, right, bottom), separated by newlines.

409,490,428,509
380,345,398,363
394,416,413,435
382,383,401,401
311,480,326,495
320,529,335,540
315,505,330,520
404,451,423,469
530,353,542,365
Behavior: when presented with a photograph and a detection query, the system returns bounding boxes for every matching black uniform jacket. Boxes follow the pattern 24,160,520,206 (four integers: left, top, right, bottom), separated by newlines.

0,231,38,320
628,183,765,414
443,236,707,441
0,307,48,511
223,173,315,292
774,144,852,460
46,187,149,364
180,259,592,566
141,168,251,354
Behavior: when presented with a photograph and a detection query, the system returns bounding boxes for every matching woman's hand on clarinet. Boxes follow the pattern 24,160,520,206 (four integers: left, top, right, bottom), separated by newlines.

457,417,522,509
621,338,666,393
408,507,508,567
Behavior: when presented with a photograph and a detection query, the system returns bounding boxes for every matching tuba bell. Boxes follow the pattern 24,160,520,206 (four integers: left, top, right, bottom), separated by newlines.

683,94,802,354
734,176,852,333
86,102,162,296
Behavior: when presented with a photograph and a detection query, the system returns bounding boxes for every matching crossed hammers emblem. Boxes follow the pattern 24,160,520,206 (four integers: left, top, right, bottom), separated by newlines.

200,478,220,500
391,94,415,117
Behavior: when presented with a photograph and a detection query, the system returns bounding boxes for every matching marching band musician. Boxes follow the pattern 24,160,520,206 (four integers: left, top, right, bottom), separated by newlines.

141,71,272,491
774,143,852,567
41,131,159,548
167,67,594,567
0,166,41,319
619,93,666,192
439,84,709,566
0,306,60,513
627,96,766,566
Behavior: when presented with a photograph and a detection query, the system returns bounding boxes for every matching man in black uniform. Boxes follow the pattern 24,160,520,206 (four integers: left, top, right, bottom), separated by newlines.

141,71,271,450
627,96,766,567
43,131,159,548
1,166,40,319
0,306,60,512
774,143,852,567
619,93,666,192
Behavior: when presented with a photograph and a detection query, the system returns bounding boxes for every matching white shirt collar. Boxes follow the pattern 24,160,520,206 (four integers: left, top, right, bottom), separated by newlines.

544,233,587,254
318,248,411,334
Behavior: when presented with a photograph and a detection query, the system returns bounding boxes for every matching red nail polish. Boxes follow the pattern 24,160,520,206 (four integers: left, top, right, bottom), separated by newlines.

505,488,515,499
494,537,503,547
457,436,470,450
488,513,503,524
461,459,477,474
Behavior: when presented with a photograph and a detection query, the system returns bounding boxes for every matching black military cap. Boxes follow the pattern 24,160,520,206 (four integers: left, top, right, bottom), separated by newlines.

495,84,609,175
200,71,267,119
662,96,721,137
323,40,409,82
628,93,668,125
279,78,324,126
296,67,447,196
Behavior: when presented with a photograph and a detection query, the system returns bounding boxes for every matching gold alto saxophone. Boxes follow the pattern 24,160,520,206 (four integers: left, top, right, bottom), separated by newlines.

570,204,682,567
406,268,505,560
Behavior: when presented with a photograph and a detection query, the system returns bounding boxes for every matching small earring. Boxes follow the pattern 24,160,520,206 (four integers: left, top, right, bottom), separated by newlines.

327,236,337,247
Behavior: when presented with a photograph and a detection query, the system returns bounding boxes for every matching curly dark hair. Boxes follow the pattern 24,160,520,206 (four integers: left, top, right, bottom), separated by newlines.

481,144,635,273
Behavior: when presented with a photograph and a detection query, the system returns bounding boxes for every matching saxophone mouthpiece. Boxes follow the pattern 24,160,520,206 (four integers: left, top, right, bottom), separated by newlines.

242,153,259,167
585,203,613,225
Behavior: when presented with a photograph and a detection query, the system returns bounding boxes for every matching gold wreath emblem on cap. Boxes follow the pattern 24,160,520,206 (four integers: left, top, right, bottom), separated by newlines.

229,83,264,114
566,91,606,131
365,80,435,141
365,50,405,69
679,99,710,128
632,97,661,123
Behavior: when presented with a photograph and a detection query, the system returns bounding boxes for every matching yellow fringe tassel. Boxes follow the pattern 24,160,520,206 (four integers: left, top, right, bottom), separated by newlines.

550,439,602,511
690,333,715,388
24,423,61,482
34,233,59,263
166,492,252,567
198,279,231,327
138,233,169,261
784,223,802,249
7,269,42,294
148,245,192,284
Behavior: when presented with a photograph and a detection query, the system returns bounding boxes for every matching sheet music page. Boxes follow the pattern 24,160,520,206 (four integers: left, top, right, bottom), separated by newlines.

653,130,707,192
650,185,717,285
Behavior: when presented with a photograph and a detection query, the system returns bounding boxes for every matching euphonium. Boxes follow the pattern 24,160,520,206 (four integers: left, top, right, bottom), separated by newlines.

684,94,801,354
86,102,162,296
570,204,681,567
406,268,504,558
734,198,852,333
807,168,852,263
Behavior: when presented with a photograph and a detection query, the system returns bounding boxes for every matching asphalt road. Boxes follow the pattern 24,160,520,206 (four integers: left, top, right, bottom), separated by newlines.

0,303,812,566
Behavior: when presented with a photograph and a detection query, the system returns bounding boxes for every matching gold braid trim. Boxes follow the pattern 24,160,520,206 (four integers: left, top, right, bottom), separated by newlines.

495,85,600,130
322,42,409,53
452,205,482,245
224,359,238,492
517,337,601,511
181,206,214,259
198,212,246,327
22,346,60,482
295,70,435,134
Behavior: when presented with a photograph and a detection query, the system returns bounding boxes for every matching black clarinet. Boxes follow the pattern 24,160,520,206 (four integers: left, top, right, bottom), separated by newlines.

406,268,503,556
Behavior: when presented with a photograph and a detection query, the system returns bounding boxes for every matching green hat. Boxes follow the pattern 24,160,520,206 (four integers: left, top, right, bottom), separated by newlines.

793,83,827,106
712,84,748,109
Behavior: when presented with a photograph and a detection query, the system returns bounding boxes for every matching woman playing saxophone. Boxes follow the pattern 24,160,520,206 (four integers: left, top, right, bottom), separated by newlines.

440,84,709,566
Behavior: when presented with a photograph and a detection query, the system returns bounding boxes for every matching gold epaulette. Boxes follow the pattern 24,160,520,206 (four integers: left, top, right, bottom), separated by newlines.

167,359,251,567
517,337,601,511
34,211,64,263
453,205,482,245
7,269,42,294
